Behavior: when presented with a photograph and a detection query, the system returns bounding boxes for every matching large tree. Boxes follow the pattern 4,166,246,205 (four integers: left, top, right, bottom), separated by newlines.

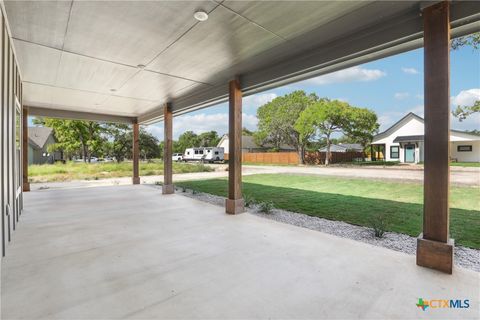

106,123,160,161
174,131,200,154
343,107,379,148
452,100,480,122
450,32,479,122
33,117,105,162
255,90,319,163
197,131,221,147
295,99,348,165
296,100,378,165
451,32,480,50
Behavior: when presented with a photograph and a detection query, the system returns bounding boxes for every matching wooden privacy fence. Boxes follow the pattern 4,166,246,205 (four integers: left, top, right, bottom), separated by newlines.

225,152,299,164
304,151,365,165
224,151,365,164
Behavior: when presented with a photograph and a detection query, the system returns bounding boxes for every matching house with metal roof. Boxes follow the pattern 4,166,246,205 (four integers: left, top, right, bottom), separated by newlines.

28,127,62,165
372,112,480,163
318,143,364,153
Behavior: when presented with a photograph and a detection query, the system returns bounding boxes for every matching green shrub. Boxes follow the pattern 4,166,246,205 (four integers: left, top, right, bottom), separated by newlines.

243,193,256,207
259,201,274,214
370,213,389,238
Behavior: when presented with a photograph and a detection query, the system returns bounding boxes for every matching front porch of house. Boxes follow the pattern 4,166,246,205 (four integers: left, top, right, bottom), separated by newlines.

2,185,478,319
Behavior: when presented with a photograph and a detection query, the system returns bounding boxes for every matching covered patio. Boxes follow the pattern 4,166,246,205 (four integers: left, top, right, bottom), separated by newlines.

1,0,480,318
2,185,478,319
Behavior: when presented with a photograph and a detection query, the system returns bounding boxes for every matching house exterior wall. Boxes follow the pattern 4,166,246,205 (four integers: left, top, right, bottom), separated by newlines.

374,115,480,163
217,137,229,154
30,135,59,165
374,117,424,162
28,145,34,165
451,141,480,162
1,8,24,257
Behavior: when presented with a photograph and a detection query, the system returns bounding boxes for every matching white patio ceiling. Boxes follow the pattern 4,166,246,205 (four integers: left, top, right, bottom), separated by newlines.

3,1,480,124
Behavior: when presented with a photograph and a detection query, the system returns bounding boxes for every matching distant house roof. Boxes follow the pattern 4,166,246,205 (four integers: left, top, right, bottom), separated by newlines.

373,112,480,143
319,143,363,153
393,135,424,143
28,127,55,149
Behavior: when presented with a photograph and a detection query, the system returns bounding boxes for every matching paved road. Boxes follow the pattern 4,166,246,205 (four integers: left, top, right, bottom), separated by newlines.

30,164,479,190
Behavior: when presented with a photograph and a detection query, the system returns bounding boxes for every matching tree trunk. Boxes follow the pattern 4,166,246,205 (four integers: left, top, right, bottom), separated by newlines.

325,136,331,166
298,145,306,165
82,145,88,163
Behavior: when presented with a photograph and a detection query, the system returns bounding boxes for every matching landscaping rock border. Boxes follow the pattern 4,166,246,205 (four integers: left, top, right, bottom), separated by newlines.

176,188,480,273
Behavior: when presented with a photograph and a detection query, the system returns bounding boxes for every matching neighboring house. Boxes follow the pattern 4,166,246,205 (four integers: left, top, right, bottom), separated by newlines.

217,135,296,153
318,143,364,153
372,113,480,163
28,127,62,165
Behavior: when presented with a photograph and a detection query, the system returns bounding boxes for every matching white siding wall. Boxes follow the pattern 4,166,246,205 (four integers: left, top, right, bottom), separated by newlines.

218,138,229,154
374,117,424,163
451,141,480,162
374,116,480,163
1,7,24,257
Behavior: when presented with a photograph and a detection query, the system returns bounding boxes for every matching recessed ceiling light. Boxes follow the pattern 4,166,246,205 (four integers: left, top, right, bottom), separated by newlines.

194,10,208,22
110,88,117,92
137,64,146,69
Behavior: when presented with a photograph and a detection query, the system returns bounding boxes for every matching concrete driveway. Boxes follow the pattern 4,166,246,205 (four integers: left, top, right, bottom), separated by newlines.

30,164,479,190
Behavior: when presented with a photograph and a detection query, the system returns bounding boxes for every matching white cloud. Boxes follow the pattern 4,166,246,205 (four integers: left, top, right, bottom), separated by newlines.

402,67,419,75
243,93,277,109
378,105,424,131
304,66,386,85
451,113,480,131
450,88,480,107
145,113,258,140
394,92,410,100
407,105,424,117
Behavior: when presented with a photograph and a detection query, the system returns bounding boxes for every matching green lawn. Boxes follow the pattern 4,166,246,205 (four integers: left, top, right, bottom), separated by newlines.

176,174,480,249
450,162,480,167
29,161,213,183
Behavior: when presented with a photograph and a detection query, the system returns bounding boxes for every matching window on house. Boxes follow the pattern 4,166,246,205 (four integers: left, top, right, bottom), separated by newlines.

199,150,204,154
194,150,198,154
390,146,399,159
215,151,219,155
457,145,472,152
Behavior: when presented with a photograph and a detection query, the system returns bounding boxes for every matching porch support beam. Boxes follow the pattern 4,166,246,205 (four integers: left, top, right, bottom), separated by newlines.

163,103,174,194
416,0,453,274
132,122,140,185
22,107,29,192
225,79,244,214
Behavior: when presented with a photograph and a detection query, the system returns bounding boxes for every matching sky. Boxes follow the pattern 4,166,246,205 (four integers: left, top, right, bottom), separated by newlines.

147,45,479,140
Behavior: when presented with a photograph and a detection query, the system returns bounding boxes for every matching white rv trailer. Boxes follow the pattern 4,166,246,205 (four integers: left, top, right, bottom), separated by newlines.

183,147,225,163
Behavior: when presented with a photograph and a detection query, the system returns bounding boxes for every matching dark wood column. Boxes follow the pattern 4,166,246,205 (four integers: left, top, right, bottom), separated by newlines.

22,107,29,192
416,1,453,274
163,103,174,194
225,79,244,214
132,122,140,185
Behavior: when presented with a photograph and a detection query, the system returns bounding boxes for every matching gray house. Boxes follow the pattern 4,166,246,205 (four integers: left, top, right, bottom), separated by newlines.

28,127,62,165
318,143,364,153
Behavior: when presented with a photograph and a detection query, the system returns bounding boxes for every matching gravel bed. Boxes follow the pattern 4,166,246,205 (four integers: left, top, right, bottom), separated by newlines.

175,188,480,272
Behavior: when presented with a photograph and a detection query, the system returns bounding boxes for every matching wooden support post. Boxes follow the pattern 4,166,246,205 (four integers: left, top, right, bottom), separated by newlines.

132,122,140,185
225,79,244,214
417,1,453,274
22,107,29,192
163,103,174,194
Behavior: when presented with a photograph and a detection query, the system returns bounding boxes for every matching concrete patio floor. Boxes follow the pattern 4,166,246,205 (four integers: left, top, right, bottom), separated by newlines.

2,185,478,319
